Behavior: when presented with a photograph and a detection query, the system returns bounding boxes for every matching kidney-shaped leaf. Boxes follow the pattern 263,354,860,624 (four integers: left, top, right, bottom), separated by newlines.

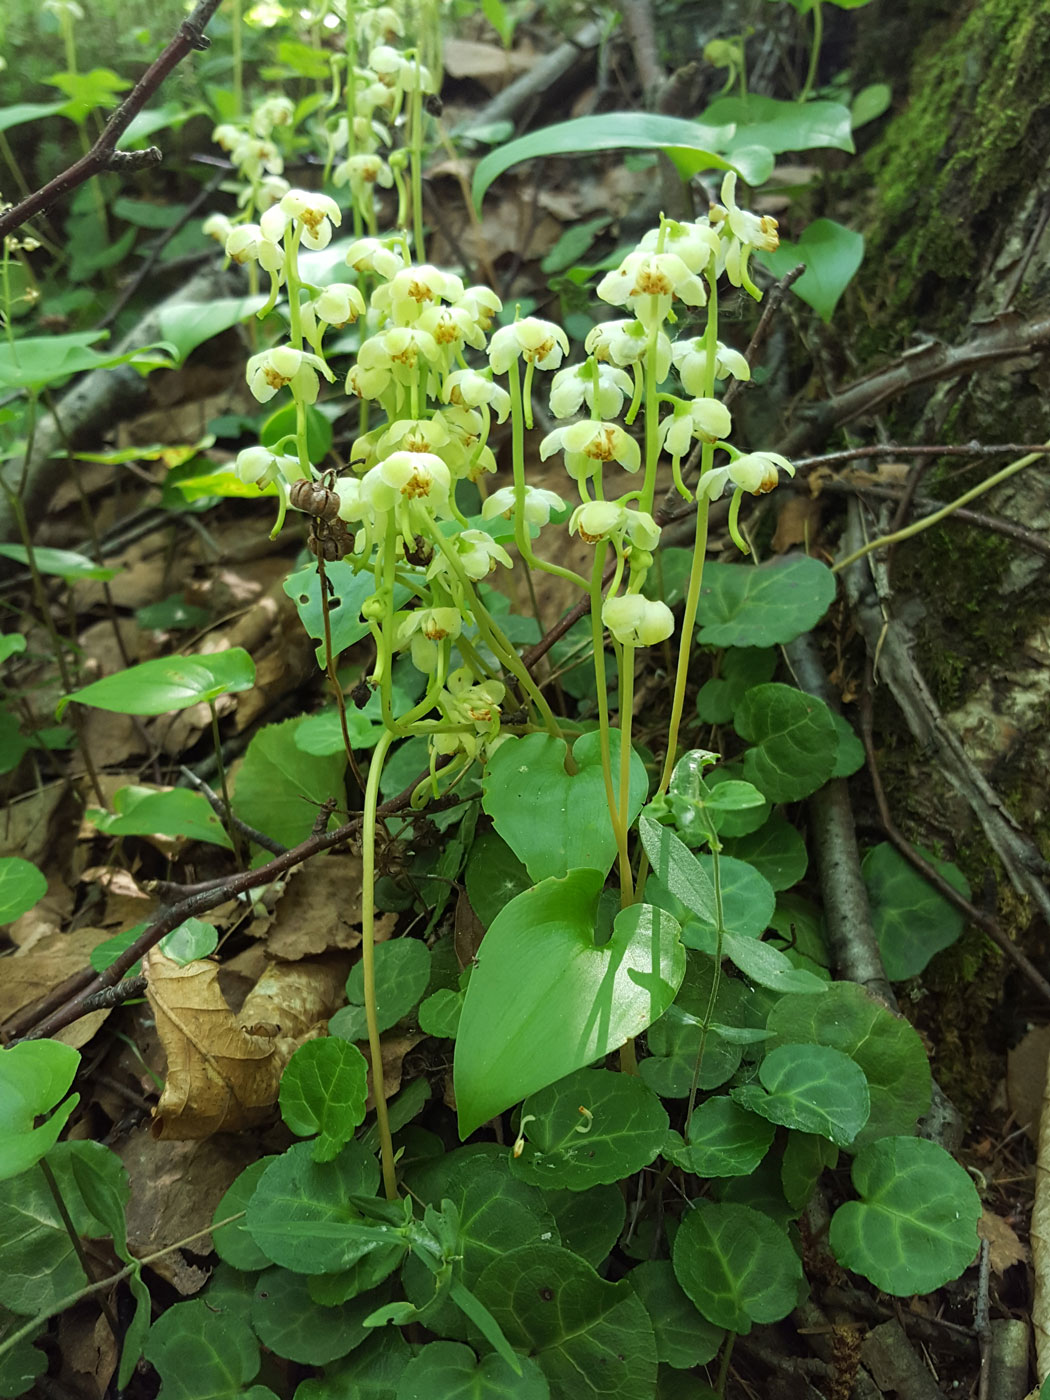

280,1038,369,1161
758,218,865,323
60,649,255,718
673,1200,804,1334
397,1341,549,1400
475,1244,657,1400
697,557,836,649
665,1098,775,1179
511,1068,668,1190
0,1041,80,1181
829,1137,981,1295
731,1043,869,1147
734,683,838,803
454,869,684,1137
862,841,969,980
0,857,47,924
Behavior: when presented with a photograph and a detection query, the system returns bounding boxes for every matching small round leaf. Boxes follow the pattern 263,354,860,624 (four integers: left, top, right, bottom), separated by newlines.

673,1201,804,1333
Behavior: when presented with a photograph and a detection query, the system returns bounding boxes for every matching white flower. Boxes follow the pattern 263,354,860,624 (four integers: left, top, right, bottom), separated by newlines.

549,361,634,419
709,171,779,300
417,303,487,352
333,153,394,199
264,189,342,250
345,237,406,280
540,420,641,483
489,317,569,373
334,476,367,522
435,529,512,581
596,251,707,326
671,337,751,395
212,123,242,152
602,594,675,647
570,501,627,543
660,398,733,456
230,136,283,180
455,285,503,333
202,212,233,245
371,264,466,323
251,95,294,137
314,282,366,326
234,446,305,486
253,175,290,211
245,345,334,404
638,219,721,274
361,450,452,516
483,485,565,527
698,450,795,499
584,318,672,379
443,369,511,422
397,606,464,672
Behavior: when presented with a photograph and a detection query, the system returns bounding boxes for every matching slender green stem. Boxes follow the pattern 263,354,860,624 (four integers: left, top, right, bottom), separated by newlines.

208,701,242,866
362,730,399,1199
656,493,710,796
715,1330,736,1397
231,0,243,116
799,0,823,103
0,1214,247,1363
617,640,636,899
588,551,632,901
38,1158,118,1336
832,445,1049,573
685,815,725,1135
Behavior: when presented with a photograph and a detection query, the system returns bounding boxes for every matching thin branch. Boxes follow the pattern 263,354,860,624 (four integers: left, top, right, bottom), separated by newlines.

0,0,224,243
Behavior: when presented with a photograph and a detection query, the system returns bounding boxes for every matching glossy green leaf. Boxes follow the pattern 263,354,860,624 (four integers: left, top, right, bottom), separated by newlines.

233,715,344,852
293,1331,411,1399
697,557,836,648
723,815,808,891
511,1069,668,1190
280,1038,369,1160
213,1158,277,1271
719,929,827,992
665,1098,775,1178
766,981,932,1148
781,1131,838,1212
262,401,333,463
829,1137,981,1295
768,893,829,976
483,731,648,882
157,916,217,965
700,94,855,155
638,816,717,924
397,1341,549,1400
0,1311,46,1397
641,958,761,1098
0,858,47,925
156,297,268,365
674,854,775,944
0,1041,79,1181
402,1149,557,1338
86,785,233,849
830,712,866,777
0,332,172,390
472,112,767,209
418,987,463,1039
285,562,412,667
67,1140,131,1258
757,218,864,322
0,100,67,133
0,544,119,582
143,1295,275,1400
628,1261,723,1369
731,1043,869,1147
251,1266,374,1365
851,82,892,128
454,869,684,1136
673,1200,804,1333
695,647,777,724
245,1141,390,1274
0,1140,114,1314
0,634,26,665
541,1185,624,1267
734,683,838,802
862,841,969,979
465,828,532,926
60,649,255,718
330,939,432,1042
475,1245,657,1400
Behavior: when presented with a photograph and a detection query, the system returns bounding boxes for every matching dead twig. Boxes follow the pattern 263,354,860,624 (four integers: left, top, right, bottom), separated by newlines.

0,0,224,243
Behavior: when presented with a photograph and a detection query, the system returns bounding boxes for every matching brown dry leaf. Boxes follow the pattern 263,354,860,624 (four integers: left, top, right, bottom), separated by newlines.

265,856,397,959
1007,1024,1050,1141
115,1128,258,1289
443,36,534,91
0,781,68,866
57,1303,117,1400
366,1032,425,1109
146,948,348,1138
74,708,147,771
0,925,116,1045
771,495,822,553
978,1209,1028,1274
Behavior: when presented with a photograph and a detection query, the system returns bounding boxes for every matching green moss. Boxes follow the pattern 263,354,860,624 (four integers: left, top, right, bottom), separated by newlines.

856,0,1050,353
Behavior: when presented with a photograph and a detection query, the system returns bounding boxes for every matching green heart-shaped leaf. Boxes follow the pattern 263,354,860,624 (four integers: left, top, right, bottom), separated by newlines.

454,869,684,1136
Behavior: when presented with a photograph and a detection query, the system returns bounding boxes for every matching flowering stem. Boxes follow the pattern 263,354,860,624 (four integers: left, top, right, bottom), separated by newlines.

361,728,399,1199
589,550,633,903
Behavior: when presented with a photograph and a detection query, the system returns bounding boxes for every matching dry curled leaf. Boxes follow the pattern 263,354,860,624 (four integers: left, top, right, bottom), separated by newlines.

145,948,347,1139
